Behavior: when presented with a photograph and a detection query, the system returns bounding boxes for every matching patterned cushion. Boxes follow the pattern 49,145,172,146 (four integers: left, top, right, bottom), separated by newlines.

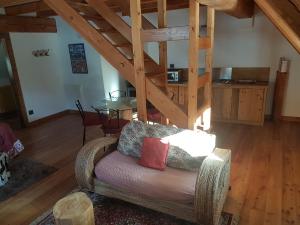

117,121,216,171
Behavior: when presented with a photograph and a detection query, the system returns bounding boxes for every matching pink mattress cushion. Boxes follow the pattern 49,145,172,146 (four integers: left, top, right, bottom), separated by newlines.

94,151,198,204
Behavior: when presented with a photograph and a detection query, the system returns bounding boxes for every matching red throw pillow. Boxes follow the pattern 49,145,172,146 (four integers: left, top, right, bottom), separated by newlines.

138,137,169,171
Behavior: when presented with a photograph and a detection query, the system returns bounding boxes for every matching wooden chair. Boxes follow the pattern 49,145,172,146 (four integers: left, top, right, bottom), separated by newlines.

92,107,129,136
147,108,162,124
109,90,127,100
75,100,106,145
146,101,162,124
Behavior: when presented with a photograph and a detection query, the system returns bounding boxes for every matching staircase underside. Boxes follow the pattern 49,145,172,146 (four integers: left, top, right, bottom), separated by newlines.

255,0,300,54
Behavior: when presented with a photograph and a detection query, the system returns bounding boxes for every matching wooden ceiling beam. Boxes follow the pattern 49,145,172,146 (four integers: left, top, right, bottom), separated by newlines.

142,26,189,42
256,0,300,53
197,0,254,18
0,0,40,7
4,1,46,15
36,9,56,17
3,0,253,18
225,0,254,18
0,15,57,32
3,0,189,16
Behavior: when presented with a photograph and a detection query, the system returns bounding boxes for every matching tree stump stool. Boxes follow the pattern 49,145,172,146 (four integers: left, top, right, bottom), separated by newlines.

53,192,95,225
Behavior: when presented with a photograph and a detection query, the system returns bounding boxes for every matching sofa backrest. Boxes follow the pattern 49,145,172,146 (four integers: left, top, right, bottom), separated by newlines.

117,121,216,171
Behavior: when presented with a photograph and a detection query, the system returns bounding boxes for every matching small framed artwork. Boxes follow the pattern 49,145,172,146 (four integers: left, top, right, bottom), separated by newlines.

68,43,88,74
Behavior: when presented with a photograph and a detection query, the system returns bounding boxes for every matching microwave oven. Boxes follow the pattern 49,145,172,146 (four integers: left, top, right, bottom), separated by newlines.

167,70,183,83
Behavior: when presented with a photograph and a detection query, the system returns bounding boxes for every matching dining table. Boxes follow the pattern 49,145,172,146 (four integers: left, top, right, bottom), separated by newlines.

93,97,137,120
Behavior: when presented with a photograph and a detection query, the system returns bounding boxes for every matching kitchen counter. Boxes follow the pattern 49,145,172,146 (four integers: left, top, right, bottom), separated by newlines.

168,80,269,89
213,81,269,89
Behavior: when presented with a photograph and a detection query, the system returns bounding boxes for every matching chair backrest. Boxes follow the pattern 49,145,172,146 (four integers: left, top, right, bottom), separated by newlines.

109,90,127,100
94,107,120,128
75,99,85,120
91,106,109,120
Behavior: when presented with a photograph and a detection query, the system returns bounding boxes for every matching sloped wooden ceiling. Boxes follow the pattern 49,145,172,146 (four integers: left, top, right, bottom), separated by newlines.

256,0,300,54
0,0,254,18
0,0,299,53
289,0,300,11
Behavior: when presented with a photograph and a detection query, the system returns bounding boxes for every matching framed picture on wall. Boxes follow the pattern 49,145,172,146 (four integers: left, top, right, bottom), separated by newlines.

68,43,88,74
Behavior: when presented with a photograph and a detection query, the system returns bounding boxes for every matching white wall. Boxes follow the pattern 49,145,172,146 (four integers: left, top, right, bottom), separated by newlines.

7,16,126,121
10,32,67,122
56,17,126,111
273,33,300,117
144,8,299,117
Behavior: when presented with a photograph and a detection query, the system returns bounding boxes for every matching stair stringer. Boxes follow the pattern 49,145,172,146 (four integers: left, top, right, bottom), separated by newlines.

44,0,188,128
86,0,164,75
45,0,135,85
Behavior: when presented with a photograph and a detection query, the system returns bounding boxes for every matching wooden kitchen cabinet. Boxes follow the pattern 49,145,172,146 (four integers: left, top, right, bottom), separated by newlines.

238,88,265,124
212,87,237,120
212,83,268,125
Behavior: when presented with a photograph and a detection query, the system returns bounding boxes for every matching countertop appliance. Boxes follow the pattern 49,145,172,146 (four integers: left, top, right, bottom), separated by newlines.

168,69,183,83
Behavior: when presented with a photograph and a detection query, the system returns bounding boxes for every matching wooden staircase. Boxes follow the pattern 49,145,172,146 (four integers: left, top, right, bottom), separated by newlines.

44,0,215,129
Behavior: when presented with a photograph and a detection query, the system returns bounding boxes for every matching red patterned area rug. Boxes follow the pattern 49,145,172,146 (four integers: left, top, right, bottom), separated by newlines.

30,189,239,225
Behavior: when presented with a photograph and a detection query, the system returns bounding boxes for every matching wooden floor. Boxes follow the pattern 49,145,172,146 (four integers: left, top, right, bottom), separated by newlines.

0,114,299,225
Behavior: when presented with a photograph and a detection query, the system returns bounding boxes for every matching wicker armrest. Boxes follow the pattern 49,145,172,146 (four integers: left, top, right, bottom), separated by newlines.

194,148,231,225
75,137,118,189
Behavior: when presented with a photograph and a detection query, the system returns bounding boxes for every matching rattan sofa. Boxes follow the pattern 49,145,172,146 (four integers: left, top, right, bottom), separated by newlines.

75,135,231,225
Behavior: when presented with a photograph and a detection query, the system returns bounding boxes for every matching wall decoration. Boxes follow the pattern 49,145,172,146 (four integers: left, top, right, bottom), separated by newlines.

68,43,88,74
32,49,50,57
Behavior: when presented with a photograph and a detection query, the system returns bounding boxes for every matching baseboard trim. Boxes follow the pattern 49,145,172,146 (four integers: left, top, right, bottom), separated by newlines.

280,116,300,123
27,109,99,127
68,109,79,114
28,110,72,127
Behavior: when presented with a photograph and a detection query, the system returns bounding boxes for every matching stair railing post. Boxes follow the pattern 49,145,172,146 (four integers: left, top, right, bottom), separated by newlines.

157,0,169,125
202,7,215,131
187,0,200,130
130,0,148,122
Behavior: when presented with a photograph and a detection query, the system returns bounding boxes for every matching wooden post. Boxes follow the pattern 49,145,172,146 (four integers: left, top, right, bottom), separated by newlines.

273,71,289,121
130,0,147,122
157,0,169,125
202,7,215,131
157,0,167,83
53,192,95,225
187,0,199,129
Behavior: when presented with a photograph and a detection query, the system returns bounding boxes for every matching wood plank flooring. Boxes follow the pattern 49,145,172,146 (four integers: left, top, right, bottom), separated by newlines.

0,114,299,225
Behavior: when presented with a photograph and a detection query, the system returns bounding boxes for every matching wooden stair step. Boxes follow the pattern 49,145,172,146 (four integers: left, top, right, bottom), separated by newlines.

113,42,132,48
82,14,104,22
145,72,165,78
98,27,118,33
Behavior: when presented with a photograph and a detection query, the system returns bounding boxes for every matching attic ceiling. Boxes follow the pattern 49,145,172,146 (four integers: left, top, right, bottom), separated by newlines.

0,0,299,53
0,0,254,18
256,0,300,53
